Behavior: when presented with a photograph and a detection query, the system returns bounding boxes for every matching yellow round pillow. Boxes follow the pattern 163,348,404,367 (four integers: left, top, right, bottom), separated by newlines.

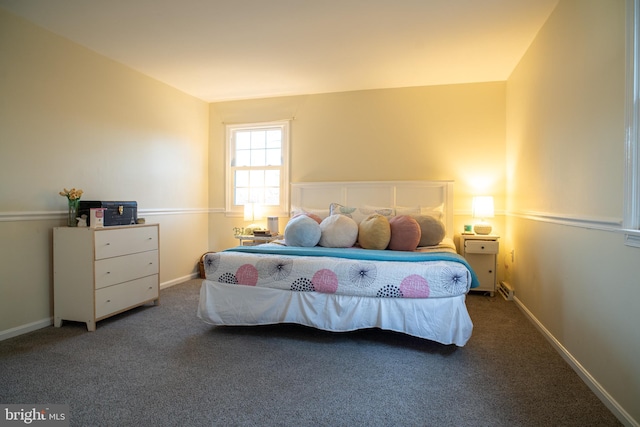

358,214,391,250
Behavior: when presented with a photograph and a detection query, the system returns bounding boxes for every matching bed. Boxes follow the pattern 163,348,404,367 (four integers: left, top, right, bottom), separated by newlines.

198,181,478,346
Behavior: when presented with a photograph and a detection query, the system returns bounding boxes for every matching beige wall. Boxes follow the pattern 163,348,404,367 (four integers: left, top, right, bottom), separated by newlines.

507,0,639,424
209,83,507,250
0,9,210,335
4,2,635,424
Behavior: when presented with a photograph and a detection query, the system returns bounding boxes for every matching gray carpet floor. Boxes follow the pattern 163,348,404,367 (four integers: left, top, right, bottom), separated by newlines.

0,279,621,426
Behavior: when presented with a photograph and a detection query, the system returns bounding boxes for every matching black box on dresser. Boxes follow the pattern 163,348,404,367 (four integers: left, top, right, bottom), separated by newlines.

78,201,137,226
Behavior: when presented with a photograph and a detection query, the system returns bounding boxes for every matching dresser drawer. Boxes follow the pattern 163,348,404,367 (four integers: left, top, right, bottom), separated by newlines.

95,275,159,319
465,240,499,254
94,226,158,259
95,250,159,289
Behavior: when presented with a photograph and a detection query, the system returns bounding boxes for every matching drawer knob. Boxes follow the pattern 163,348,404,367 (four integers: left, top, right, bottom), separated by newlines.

106,299,111,303
106,271,111,274
106,243,111,246
481,245,485,249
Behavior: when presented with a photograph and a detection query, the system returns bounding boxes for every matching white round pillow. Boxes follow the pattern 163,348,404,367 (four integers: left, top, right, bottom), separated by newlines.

284,214,321,247
319,215,359,248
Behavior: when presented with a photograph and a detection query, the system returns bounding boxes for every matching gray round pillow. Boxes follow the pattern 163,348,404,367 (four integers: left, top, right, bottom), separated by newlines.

413,215,446,247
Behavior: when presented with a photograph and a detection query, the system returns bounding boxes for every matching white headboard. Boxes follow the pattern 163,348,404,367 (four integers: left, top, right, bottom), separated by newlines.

291,180,454,238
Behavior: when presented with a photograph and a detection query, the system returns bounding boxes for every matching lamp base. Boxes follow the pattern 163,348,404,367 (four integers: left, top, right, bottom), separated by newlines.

244,224,264,235
474,222,492,235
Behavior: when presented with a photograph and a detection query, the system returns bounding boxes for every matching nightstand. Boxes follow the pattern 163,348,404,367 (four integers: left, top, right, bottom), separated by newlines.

235,234,282,246
455,234,499,296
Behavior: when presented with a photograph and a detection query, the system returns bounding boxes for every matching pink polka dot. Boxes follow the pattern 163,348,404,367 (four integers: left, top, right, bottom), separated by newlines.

312,269,338,294
399,274,430,298
236,264,258,286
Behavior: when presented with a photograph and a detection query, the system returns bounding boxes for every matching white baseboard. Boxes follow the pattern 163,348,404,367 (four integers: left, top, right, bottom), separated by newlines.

160,273,199,289
1,274,201,342
513,296,638,427
0,317,52,342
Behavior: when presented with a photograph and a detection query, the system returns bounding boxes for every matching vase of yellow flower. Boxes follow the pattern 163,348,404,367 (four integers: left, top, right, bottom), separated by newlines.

59,187,83,227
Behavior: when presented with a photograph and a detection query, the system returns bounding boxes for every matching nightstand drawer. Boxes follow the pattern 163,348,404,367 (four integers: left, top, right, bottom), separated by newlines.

465,240,499,254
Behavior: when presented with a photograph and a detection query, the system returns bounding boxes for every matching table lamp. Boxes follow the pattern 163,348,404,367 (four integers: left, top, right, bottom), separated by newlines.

244,203,263,233
472,196,494,235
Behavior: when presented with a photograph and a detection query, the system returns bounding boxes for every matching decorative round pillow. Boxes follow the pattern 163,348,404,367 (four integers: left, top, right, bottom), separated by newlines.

388,215,421,251
284,214,321,247
358,214,391,250
319,215,359,248
413,215,446,247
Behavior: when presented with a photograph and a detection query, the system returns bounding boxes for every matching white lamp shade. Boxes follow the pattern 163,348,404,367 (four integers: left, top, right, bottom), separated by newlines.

244,203,264,222
472,196,494,235
472,196,494,219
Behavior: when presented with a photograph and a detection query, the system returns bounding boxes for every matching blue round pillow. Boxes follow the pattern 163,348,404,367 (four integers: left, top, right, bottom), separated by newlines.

284,214,321,247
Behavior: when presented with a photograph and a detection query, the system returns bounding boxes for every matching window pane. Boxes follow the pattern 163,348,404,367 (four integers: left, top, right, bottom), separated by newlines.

266,130,281,148
265,148,281,166
235,170,249,187
265,170,280,186
236,149,251,167
235,188,248,206
248,188,264,204
250,149,266,166
236,131,251,149
265,188,280,205
251,131,266,149
250,169,265,187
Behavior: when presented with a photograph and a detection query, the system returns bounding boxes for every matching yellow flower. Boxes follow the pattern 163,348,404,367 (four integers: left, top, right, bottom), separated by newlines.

60,187,83,201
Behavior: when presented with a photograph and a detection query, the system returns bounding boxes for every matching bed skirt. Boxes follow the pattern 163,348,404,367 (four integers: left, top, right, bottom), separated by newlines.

197,280,473,346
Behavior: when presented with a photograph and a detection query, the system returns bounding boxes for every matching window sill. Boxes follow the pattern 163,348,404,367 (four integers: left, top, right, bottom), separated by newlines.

624,229,640,248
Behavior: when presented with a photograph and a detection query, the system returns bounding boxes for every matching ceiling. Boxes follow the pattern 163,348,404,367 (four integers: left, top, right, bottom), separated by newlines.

0,0,559,102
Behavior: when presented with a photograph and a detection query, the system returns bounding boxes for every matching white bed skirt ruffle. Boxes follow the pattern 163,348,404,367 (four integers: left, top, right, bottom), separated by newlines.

197,280,473,346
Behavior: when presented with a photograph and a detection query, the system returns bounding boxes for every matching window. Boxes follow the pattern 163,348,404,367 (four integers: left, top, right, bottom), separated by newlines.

225,121,290,216
625,0,640,246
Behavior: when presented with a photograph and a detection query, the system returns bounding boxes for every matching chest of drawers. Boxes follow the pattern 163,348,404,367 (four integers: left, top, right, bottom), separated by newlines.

53,224,159,331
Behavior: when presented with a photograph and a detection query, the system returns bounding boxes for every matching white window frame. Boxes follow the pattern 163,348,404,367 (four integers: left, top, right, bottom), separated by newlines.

225,120,290,217
625,0,640,247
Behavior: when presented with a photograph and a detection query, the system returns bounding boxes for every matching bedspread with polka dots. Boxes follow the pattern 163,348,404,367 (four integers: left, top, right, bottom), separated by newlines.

203,249,474,298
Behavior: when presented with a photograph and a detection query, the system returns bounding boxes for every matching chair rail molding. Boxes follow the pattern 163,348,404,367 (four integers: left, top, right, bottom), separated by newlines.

0,208,214,222
509,210,624,232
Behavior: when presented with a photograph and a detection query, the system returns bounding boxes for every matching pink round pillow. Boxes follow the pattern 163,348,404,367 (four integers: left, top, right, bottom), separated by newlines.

292,212,322,224
388,215,421,251
358,214,391,250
